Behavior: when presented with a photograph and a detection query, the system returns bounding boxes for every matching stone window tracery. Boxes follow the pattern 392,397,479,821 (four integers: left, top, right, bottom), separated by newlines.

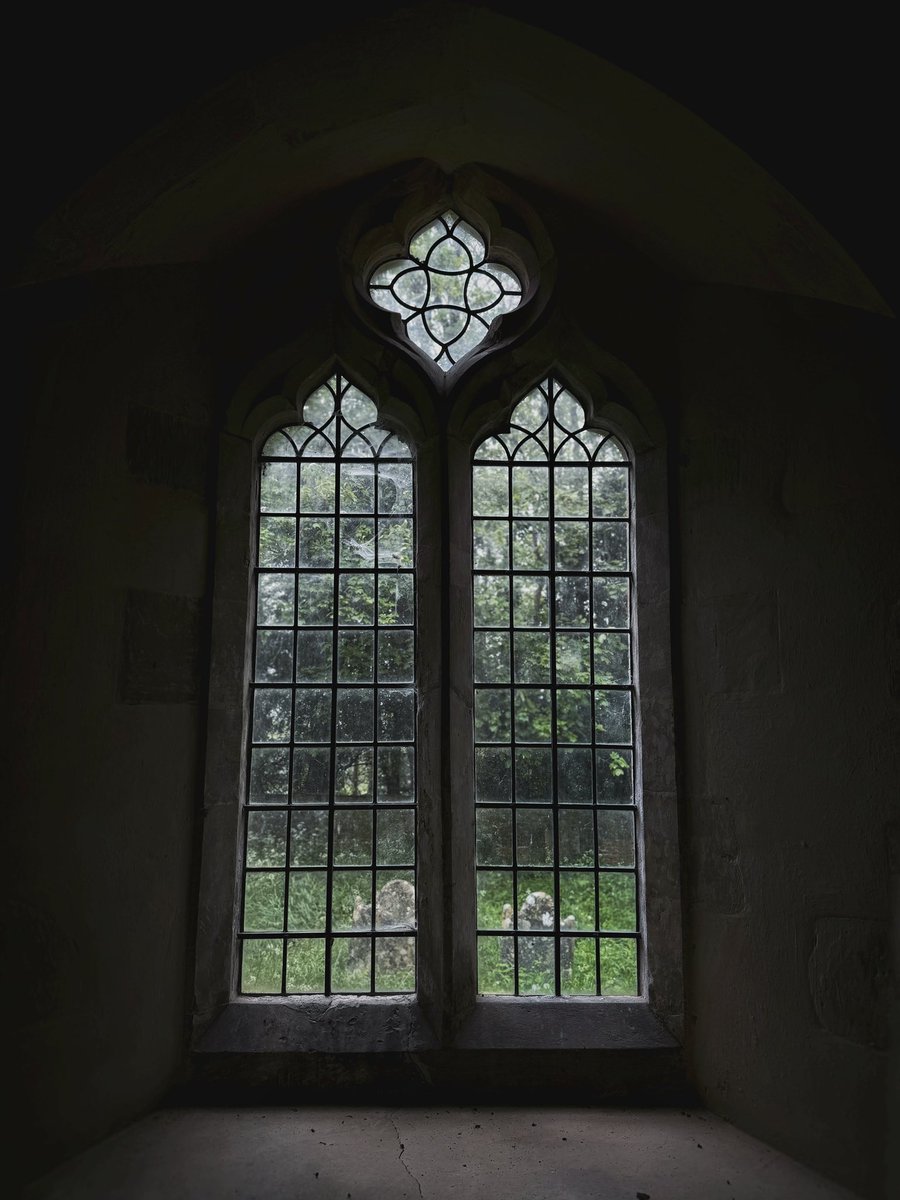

195,174,681,1053
368,210,523,372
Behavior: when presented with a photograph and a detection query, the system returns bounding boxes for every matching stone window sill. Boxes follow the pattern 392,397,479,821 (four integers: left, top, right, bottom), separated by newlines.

193,996,679,1055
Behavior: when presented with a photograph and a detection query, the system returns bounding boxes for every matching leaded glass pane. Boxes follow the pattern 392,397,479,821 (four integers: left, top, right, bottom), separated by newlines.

473,376,639,997
368,211,525,372
240,373,416,995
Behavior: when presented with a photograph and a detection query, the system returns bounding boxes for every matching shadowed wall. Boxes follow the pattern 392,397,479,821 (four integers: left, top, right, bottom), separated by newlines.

8,6,896,1196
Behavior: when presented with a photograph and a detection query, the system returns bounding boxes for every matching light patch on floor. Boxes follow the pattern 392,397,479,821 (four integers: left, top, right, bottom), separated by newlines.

25,1107,861,1200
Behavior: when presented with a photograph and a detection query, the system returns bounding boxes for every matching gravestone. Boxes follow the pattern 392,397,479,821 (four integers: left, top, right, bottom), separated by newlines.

500,891,577,985
349,878,416,974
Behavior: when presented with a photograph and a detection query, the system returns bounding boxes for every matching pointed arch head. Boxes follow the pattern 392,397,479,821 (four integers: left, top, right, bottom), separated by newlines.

22,5,887,316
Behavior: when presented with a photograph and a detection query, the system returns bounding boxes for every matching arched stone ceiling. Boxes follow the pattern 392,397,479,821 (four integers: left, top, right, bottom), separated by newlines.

20,4,888,315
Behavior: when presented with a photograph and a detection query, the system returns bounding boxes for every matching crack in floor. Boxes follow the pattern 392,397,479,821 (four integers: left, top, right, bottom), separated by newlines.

388,1114,424,1200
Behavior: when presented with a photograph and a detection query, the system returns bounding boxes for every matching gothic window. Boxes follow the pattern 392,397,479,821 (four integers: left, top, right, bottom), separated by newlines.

240,374,417,996
194,176,681,1054
472,378,639,997
367,210,523,372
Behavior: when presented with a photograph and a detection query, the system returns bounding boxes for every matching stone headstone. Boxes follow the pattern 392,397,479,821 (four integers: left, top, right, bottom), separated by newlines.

500,890,577,984
348,879,416,974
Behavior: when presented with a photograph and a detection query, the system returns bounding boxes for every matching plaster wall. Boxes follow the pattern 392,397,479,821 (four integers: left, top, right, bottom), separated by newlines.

676,286,897,1198
8,267,215,1191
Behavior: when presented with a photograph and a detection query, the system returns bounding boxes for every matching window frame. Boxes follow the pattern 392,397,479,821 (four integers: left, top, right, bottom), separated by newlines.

192,343,683,1060
192,176,683,1062
192,354,444,1053
446,357,683,1048
241,376,421,1001
468,379,641,1001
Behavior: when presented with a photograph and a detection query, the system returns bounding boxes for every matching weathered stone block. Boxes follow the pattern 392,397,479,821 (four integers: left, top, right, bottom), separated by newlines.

808,916,891,1048
689,796,746,915
127,405,209,493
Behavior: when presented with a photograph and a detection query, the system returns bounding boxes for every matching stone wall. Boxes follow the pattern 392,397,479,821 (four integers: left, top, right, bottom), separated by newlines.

676,286,896,1197
8,9,896,1195
9,267,215,1188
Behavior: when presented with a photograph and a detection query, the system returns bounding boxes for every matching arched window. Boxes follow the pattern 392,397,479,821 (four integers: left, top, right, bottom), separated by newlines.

367,210,524,371
472,377,640,998
193,170,682,1061
239,374,417,997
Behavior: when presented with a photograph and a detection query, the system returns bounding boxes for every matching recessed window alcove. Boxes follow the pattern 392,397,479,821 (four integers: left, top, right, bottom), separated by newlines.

192,166,684,1076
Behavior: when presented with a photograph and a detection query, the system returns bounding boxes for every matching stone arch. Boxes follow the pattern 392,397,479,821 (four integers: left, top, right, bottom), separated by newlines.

21,4,887,319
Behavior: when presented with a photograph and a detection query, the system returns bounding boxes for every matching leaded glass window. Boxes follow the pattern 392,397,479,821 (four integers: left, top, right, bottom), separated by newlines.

472,377,639,997
368,210,523,371
240,373,416,996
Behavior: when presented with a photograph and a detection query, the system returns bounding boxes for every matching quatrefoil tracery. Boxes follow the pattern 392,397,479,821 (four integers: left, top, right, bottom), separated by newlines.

368,210,524,373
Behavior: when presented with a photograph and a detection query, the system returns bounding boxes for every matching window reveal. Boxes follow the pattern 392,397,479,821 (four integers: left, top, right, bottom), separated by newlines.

191,176,682,1057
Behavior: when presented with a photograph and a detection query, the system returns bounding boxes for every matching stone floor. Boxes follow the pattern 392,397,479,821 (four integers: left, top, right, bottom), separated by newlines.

25,1106,860,1199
